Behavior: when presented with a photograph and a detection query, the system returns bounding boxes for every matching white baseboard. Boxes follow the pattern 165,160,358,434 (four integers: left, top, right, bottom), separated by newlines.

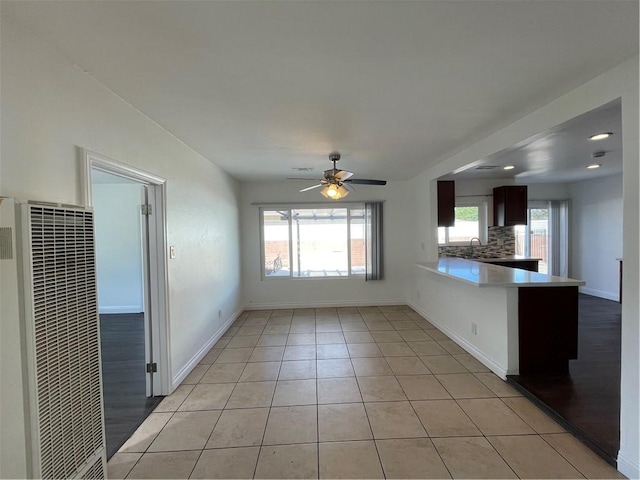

579,286,619,302
617,451,639,479
244,298,406,310
407,300,509,379
98,305,143,314
171,305,244,390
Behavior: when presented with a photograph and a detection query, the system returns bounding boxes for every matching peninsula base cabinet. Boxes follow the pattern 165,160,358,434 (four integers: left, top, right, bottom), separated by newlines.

518,286,579,374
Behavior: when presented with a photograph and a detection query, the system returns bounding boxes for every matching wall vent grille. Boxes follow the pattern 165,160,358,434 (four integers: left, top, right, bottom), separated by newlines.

0,227,13,259
27,205,104,479
80,455,105,480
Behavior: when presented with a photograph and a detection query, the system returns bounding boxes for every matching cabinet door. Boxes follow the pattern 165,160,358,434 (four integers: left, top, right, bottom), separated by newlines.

493,186,527,226
505,186,527,225
437,181,455,227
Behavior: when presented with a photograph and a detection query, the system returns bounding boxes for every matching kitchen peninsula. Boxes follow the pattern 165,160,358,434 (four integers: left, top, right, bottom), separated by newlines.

415,258,585,378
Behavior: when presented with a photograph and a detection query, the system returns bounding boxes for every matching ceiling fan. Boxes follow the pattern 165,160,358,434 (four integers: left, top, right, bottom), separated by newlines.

290,152,387,200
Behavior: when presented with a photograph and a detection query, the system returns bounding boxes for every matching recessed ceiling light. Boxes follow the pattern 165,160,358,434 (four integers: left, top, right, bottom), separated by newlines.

589,132,613,141
503,165,515,170
586,164,601,169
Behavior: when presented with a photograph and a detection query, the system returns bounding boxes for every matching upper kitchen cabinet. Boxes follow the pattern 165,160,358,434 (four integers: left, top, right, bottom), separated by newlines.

437,181,455,227
493,185,527,226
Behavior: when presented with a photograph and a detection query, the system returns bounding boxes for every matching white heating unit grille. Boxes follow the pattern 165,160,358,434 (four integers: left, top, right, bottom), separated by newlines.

25,204,106,479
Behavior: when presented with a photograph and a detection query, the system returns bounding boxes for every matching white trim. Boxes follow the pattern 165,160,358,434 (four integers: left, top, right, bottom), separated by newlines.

407,300,509,379
244,299,406,310
171,306,244,390
438,200,488,246
579,286,619,302
616,452,639,479
83,149,172,396
98,306,144,314
82,151,166,207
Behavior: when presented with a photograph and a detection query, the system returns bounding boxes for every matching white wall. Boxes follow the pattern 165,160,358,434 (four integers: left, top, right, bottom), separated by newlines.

406,57,639,477
240,180,410,308
0,19,243,389
569,174,623,300
93,183,145,314
527,182,571,200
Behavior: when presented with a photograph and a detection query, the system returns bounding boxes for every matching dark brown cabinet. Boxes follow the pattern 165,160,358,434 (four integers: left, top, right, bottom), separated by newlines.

493,185,527,226
437,180,455,227
518,286,579,374
485,259,539,272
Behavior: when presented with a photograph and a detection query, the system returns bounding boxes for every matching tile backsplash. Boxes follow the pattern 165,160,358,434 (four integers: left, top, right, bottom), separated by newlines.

439,226,516,257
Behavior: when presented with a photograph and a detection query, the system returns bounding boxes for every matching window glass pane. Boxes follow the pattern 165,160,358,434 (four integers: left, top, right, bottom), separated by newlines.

263,210,290,277
291,208,348,277
515,225,526,256
447,206,479,243
349,208,365,275
437,227,446,245
530,208,549,274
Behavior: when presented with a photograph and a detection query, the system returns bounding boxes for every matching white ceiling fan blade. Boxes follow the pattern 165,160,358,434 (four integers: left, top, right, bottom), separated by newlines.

343,182,355,192
299,183,325,192
335,170,354,180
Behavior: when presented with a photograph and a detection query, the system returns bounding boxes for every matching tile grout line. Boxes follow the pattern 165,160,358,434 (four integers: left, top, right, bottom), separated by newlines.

122,305,606,479
537,433,591,479
347,344,387,478
196,319,251,477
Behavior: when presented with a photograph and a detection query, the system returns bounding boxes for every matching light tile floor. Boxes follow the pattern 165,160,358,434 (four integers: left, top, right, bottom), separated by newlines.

108,305,626,479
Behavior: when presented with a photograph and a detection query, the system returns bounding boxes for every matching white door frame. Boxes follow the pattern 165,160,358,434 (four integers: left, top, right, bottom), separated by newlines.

82,149,171,396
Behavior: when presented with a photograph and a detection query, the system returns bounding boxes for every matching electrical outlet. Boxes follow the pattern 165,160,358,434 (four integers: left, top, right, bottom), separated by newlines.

169,246,176,259
471,322,478,335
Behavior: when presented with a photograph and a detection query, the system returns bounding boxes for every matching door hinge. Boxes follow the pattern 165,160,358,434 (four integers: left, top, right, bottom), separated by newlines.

141,204,152,216
146,362,157,373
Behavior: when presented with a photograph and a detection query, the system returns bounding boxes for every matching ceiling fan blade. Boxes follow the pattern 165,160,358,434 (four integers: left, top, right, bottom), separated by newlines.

343,182,355,192
299,184,325,192
335,170,354,180
344,179,387,185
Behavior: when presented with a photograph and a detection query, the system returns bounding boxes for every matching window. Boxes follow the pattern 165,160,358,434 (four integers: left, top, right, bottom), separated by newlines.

260,204,382,279
438,202,487,245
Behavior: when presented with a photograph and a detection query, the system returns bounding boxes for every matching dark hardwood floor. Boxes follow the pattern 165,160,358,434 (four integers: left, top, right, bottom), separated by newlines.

509,293,621,465
100,313,163,459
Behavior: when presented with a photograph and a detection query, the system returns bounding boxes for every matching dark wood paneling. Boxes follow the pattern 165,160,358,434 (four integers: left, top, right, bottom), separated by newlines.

518,286,578,374
437,180,455,227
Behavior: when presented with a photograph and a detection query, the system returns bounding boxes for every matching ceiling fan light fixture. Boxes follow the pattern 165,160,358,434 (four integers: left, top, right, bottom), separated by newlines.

321,183,349,200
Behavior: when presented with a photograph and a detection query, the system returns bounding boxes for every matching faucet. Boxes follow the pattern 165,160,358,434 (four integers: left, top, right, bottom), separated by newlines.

468,237,482,257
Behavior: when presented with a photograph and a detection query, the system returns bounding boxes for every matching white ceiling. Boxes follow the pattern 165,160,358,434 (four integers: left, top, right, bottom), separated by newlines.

442,99,623,183
3,1,638,182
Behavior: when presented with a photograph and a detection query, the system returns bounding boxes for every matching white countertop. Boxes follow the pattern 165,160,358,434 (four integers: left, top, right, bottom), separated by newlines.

417,258,586,288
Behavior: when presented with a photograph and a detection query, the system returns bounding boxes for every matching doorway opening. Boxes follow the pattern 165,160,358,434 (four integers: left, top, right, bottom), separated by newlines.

514,200,569,276
83,150,170,458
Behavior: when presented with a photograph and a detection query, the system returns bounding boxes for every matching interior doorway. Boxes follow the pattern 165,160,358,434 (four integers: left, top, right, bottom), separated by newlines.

82,150,170,458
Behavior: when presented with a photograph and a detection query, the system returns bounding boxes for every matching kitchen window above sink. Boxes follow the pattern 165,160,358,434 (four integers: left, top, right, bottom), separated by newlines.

438,201,488,246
